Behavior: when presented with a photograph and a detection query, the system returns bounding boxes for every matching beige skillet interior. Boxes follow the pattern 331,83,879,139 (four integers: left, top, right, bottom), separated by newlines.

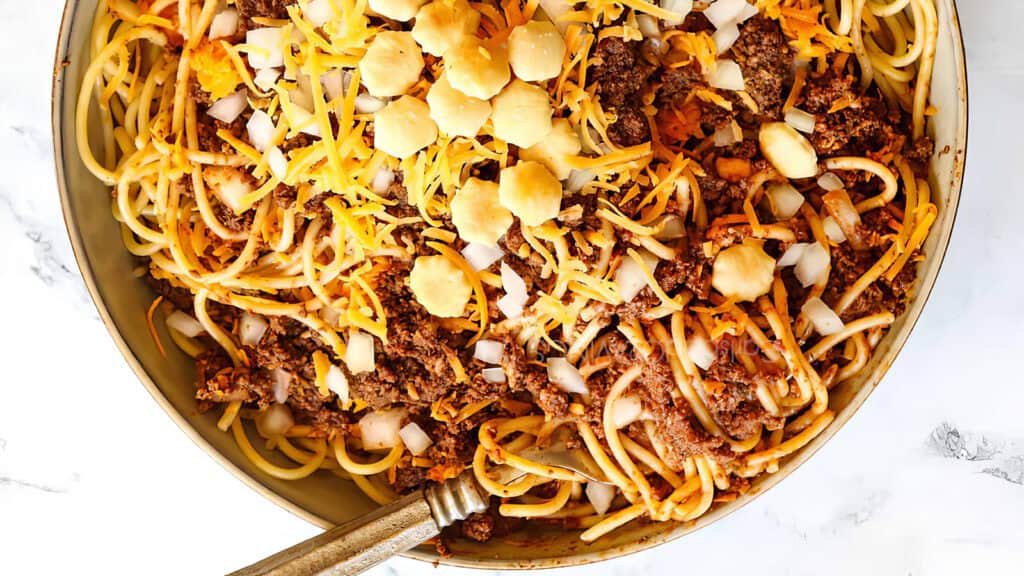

53,0,967,569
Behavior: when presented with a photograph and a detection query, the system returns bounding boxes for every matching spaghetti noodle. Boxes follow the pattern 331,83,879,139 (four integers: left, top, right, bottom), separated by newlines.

79,0,939,547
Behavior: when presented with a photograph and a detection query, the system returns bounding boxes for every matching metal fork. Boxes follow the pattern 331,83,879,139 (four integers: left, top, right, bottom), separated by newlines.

229,446,609,576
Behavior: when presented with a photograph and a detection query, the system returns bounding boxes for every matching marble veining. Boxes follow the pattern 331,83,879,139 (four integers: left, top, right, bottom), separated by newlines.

2,1,1023,575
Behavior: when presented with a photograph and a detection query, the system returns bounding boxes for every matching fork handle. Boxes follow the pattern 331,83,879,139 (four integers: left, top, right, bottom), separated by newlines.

229,472,486,576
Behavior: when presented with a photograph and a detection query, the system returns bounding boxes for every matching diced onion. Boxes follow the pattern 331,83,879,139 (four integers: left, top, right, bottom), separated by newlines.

637,14,661,38
209,9,239,39
207,91,248,123
482,367,507,384
660,0,693,25
326,364,349,403
239,312,268,346
817,172,845,191
654,215,685,241
286,106,323,138
473,340,504,364
271,368,291,403
615,251,658,303
354,93,386,114
345,332,376,374
245,28,286,69
371,167,394,194
321,68,351,102
266,146,288,180
586,482,617,516
167,311,205,338
821,189,866,250
301,0,334,27
566,168,596,192
784,107,817,134
359,409,406,450
462,242,504,271
611,395,644,429
256,404,295,438
777,242,808,268
547,357,588,395
713,23,740,54
704,0,748,28
766,182,805,220
499,263,528,318
254,68,281,92
736,1,758,22
794,242,830,287
687,333,717,370
822,216,847,243
399,422,433,455
246,110,276,152
708,59,745,91
675,177,691,217
713,121,742,147
802,296,845,336
290,74,315,112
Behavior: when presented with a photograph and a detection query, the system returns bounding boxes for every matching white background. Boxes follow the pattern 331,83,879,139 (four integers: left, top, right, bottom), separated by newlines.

1,1,1022,575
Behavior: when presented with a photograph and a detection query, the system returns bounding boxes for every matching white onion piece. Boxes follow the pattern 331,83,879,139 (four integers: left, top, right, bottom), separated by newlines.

794,56,811,70
784,107,816,134
736,1,758,22
321,68,351,102
713,122,741,147
246,27,286,69
246,110,276,152
301,0,334,27
399,422,433,455
371,167,394,194
266,146,288,180
704,0,748,28
359,409,407,450
167,311,205,338
654,215,685,241
239,312,268,346
473,340,504,364
209,9,240,39
255,403,294,438
708,59,745,91
615,251,658,303
766,182,805,220
636,14,661,37
271,368,291,403
586,482,617,516
795,242,830,287
207,91,248,123
354,93,386,114
547,357,588,395
462,242,504,271
675,177,691,217
290,74,315,112
287,106,323,138
482,367,507,384
817,172,845,192
611,395,644,429
713,23,740,54
660,0,693,24
345,332,376,374
321,306,341,328
822,216,847,243
566,168,596,192
777,242,809,267
326,364,350,403
802,296,845,336
687,333,717,370
499,263,529,318
821,189,866,250
254,68,282,92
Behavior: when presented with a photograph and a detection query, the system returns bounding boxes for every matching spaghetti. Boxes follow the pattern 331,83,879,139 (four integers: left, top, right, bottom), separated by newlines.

79,0,939,547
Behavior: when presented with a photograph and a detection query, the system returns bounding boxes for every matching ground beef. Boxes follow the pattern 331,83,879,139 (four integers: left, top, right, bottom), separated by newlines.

235,0,297,20
196,113,247,156
501,333,569,416
803,72,902,157
703,336,786,439
656,240,713,299
657,62,704,106
211,197,256,232
729,16,793,120
460,506,525,542
592,37,654,147
195,350,274,408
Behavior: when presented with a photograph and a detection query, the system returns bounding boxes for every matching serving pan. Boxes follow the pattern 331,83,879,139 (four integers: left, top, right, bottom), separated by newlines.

52,0,967,569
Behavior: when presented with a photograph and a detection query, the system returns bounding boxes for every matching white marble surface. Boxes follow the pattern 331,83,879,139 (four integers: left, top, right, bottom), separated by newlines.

1,1,1022,574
